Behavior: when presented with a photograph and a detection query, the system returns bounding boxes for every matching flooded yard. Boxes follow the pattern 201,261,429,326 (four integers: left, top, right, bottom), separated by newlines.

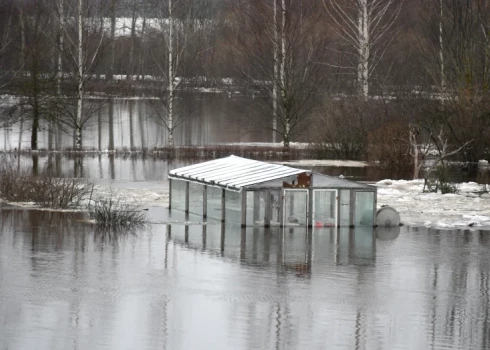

0,208,489,349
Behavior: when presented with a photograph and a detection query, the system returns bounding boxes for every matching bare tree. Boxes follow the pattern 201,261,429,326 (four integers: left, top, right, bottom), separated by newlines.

147,0,215,147
324,0,401,99
0,0,65,151
230,0,327,148
417,1,490,161
58,0,108,149
0,0,17,89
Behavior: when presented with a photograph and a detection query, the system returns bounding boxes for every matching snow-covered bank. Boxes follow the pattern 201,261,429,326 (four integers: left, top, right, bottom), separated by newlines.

1,177,488,230
277,159,368,167
92,179,490,230
376,180,490,229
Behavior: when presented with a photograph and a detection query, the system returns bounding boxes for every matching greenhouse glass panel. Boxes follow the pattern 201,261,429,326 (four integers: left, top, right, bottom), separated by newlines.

171,179,186,211
207,186,222,220
225,190,241,224
339,190,351,226
188,183,204,215
354,192,375,226
313,190,337,227
246,191,266,226
283,189,308,226
270,189,281,226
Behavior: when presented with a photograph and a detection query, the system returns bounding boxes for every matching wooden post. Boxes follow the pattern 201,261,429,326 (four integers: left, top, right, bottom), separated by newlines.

350,190,355,228
168,179,172,210
264,189,271,227
221,189,226,223
185,182,189,214
241,190,247,227
279,190,284,227
373,189,378,227
253,191,261,223
203,185,207,219
308,189,313,227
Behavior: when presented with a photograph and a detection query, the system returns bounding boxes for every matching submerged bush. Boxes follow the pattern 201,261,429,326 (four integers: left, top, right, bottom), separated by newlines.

89,197,147,230
0,166,92,209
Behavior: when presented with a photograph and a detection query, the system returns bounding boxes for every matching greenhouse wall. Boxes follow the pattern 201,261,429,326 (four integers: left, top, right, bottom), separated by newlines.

246,191,265,226
170,179,187,211
354,191,375,226
189,183,204,216
207,186,222,221
225,190,242,224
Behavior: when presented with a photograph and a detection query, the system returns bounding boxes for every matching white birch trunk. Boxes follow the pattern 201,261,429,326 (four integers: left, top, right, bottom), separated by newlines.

167,0,174,147
56,0,64,96
55,0,64,150
75,0,83,149
18,0,25,151
109,1,116,81
439,0,445,95
409,129,419,179
272,0,278,143
358,0,369,99
280,0,289,147
18,119,23,152
128,8,137,81
139,15,147,80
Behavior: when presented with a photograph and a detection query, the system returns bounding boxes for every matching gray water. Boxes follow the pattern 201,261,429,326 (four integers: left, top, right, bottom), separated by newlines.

0,94,272,150
1,208,489,350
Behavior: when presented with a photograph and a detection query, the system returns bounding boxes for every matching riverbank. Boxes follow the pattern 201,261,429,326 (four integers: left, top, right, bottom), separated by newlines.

88,178,490,230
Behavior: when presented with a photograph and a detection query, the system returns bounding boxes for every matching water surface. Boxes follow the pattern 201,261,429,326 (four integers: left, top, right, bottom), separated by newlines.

1,209,489,349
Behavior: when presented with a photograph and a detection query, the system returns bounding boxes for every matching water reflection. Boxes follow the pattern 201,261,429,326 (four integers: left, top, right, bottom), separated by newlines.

0,209,489,349
166,224,378,274
0,96,272,151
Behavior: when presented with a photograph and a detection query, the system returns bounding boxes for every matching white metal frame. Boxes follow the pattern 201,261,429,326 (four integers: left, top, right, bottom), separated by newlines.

312,189,338,228
282,189,309,226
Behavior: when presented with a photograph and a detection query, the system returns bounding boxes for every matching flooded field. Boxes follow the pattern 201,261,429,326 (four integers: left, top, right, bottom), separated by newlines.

1,208,489,349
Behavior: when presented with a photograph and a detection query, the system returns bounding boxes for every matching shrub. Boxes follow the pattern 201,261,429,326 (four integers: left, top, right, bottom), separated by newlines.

367,122,412,173
311,98,368,160
89,197,147,230
0,166,92,208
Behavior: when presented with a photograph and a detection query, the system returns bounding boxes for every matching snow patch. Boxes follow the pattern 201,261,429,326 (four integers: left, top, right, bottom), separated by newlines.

376,179,490,229
277,159,368,167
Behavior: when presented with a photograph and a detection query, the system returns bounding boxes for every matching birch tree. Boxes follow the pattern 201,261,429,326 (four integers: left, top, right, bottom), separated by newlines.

324,0,401,99
148,0,215,147
57,0,107,149
231,0,327,148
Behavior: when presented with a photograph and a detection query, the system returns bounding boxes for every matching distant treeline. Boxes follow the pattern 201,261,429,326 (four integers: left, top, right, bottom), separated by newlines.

0,0,489,168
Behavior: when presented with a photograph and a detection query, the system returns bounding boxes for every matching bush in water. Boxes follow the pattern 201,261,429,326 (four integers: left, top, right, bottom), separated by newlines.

89,197,147,230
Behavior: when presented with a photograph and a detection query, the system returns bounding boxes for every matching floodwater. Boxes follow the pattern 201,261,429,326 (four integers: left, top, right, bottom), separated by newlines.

1,208,489,350
0,94,272,150
0,94,487,349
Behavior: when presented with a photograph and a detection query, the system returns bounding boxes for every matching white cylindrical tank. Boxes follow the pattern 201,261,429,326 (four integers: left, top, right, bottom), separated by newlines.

376,206,400,227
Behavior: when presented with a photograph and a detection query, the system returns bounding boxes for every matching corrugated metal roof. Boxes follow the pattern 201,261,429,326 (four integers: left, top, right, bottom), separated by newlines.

168,155,309,190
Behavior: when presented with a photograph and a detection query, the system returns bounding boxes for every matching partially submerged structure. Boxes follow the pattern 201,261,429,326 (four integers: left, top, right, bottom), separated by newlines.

168,155,376,227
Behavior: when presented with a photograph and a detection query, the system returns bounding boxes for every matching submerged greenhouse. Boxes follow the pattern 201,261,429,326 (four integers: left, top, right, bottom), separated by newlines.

168,155,377,227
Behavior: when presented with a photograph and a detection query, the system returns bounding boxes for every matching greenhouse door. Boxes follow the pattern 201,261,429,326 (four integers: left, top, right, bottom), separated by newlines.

313,190,338,227
283,189,309,226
